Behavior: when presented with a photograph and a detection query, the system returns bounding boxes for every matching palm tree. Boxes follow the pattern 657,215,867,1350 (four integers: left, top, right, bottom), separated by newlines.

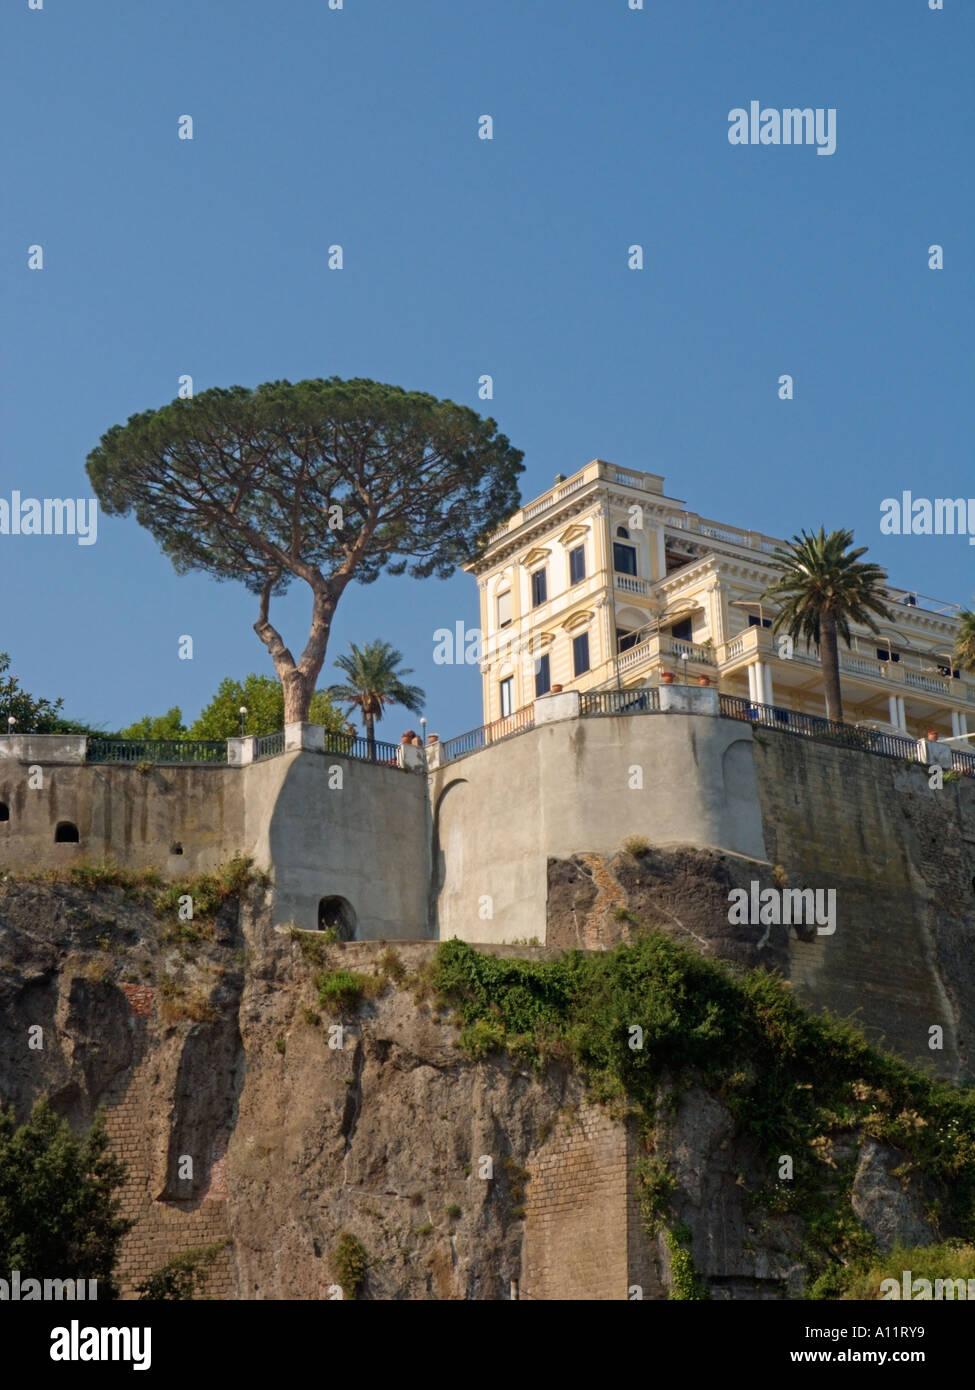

328,641,425,759
953,608,975,675
762,527,892,724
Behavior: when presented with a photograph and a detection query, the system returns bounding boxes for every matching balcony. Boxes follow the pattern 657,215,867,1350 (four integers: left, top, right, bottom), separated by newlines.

614,573,653,597
618,633,716,676
717,625,974,706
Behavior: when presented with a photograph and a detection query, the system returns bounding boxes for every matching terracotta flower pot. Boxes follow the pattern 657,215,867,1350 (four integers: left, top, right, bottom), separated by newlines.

697,675,711,687
551,684,563,693
926,731,938,741
660,671,676,685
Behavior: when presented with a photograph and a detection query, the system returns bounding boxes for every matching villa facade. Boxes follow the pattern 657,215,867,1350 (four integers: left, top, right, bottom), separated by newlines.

464,459,972,741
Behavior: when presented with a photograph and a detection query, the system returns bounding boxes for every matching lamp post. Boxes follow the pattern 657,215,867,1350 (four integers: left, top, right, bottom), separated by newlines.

420,716,427,745
239,706,248,737
6,717,15,736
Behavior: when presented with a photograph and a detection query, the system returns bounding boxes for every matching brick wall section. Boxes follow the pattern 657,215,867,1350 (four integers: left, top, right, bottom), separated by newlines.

102,989,236,1299
118,984,155,1018
521,1102,633,1300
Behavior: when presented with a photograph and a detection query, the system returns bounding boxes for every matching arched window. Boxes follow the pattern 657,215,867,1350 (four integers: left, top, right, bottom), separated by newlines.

55,821,80,843
0,802,9,822
616,526,629,538
318,896,356,941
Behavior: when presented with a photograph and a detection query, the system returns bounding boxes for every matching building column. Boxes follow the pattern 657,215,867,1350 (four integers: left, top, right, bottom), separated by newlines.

708,581,725,647
889,695,900,730
897,696,906,731
961,712,969,737
747,662,759,703
759,662,773,708
653,527,667,583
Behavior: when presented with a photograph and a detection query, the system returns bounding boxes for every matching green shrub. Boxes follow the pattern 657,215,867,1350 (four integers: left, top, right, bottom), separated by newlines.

430,933,975,1293
378,948,407,986
814,1241,975,1301
332,1232,367,1300
635,1155,676,1237
621,835,651,857
666,1225,710,1300
316,969,375,1011
135,1241,227,1300
0,1099,131,1298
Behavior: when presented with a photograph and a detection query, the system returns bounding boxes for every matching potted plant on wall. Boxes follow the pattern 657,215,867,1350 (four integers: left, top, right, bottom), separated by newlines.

697,674,711,686
660,671,676,684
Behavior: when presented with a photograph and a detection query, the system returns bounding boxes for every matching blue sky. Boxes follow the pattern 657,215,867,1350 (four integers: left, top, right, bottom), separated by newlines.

1,0,971,738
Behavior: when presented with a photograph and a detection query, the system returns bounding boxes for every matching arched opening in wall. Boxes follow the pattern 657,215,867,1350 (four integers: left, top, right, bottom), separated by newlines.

54,821,80,844
0,802,9,822
318,895,356,940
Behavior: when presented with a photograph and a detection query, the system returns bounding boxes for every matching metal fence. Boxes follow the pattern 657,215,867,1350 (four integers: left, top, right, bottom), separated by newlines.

323,732,401,763
86,738,227,765
580,688,660,717
716,695,961,769
253,731,286,760
439,707,535,764
951,748,975,777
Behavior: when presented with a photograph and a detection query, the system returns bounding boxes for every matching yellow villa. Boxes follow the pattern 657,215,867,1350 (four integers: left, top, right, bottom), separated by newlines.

464,459,972,741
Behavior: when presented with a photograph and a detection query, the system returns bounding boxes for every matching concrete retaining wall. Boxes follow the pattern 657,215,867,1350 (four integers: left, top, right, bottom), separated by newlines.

429,712,766,944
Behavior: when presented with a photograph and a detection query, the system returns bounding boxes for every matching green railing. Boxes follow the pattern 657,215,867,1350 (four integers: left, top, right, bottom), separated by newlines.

254,731,286,760
86,739,228,765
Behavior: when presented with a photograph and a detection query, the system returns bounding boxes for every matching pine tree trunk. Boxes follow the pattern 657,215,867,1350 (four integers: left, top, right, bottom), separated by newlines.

255,583,334,727
283,671,312,725
820,613,844,723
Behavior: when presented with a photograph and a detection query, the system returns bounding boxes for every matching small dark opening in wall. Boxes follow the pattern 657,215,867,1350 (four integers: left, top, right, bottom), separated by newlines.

55,821,80,844
170,842,183,856
0,802,9,822
318,895,356,941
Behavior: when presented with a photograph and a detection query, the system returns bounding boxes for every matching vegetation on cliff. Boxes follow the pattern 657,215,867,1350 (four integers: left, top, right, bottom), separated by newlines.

0,1099,130,1297
431,934,975,1295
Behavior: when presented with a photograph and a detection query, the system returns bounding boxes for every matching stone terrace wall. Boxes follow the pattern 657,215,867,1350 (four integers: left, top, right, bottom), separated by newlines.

430,711,766,945
752,726,975,1079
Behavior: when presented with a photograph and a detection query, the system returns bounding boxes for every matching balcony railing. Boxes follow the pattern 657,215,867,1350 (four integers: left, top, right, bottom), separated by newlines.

718,696,929,764
667,515,780,555
580,688,660,716
719,627,973,700
439,706,535,764
618,633,716,674
254,731,286,760
614,573,653,597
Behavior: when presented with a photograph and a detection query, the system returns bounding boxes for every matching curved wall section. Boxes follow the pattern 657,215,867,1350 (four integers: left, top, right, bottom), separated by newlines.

430,713,767,944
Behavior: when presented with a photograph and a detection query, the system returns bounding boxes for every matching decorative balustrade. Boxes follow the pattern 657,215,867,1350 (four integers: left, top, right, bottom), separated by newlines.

614,574,653,596
905,670,951,695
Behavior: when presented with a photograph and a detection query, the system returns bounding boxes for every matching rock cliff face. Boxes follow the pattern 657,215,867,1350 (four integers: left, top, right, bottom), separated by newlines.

0,872,963,1300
